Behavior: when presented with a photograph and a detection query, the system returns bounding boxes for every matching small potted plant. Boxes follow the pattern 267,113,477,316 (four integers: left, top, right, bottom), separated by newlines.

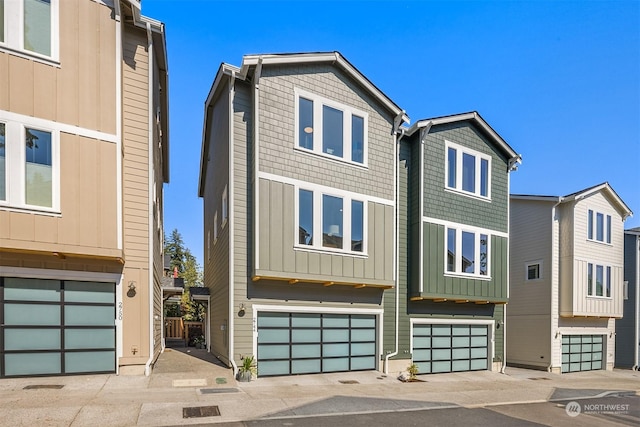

407,363,419,381
237,355,257,382
193,335,206,349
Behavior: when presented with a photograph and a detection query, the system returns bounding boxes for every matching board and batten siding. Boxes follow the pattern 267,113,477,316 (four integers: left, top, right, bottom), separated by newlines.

615,233,639,367
560,192,625,318
507,199,554,368
256,178,394,287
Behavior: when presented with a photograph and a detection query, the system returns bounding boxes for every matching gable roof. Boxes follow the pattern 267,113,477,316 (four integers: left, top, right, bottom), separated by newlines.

198,52,409,196
403,111,521,163
512,182,633,220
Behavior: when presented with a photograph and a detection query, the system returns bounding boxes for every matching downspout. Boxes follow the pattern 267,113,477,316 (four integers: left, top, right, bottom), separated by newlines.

384,113,405,374
114,0,123,375
228,71,238,376
634,234,640,370
549,197,564,372
144,22,155,376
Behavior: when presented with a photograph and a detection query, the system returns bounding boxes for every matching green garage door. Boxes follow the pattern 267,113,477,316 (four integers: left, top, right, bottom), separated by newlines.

1,277,116,377
257,312,377,377
412,323,489,374
562,335,604,373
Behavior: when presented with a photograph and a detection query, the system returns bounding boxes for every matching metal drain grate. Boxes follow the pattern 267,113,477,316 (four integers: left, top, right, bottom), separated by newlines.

200,388,239,394
338,380,360,384
183,405,221,418
529,377,552,381
23,385,64,390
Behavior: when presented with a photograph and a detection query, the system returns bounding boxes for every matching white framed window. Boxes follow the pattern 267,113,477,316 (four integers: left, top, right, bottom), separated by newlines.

294,88,368,166
221,185,228,227
213,211,218,244
623,281,629,300
525,261,542,281
587,209,612,244
0,118,60,213
446,226,490,278
445,140,491,200
587,262,611,298
0,0,60,63
296,187,366,255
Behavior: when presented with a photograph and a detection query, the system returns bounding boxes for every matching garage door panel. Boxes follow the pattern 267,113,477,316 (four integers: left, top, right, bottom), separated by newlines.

412,323,490,375
65,329,115,349
65,306,113,326
5,353,61,376
5,329,60,351
4,278,60,301
561,335,604,373
65,281,115,303
257,312,377,377
65,351,115,373
5,304,60,325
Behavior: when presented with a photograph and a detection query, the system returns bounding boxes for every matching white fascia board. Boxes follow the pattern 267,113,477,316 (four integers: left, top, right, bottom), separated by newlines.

510,195,562,203
238,53,409,124
565,183,633,219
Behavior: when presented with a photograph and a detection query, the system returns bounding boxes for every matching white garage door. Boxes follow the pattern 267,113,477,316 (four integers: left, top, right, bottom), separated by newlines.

257,312,377,377
412,323,489,374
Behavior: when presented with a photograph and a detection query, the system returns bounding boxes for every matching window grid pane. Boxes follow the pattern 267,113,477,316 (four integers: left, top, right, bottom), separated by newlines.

461,231,475,274
447,147,456,188
447,228,456,272
479,234,488,275
606,215,611,244
587,263,593,295
298,189,313,245
298,98,314,150
480,158,489,197
351,200,363,252
351,115,364,163
595,265,604,296
25,128,53,207
24,0,51,57
596,213,604,241
606,266,611,298
588,210,593,239
322,105,343,157
462,153,475,192
322,195,343,249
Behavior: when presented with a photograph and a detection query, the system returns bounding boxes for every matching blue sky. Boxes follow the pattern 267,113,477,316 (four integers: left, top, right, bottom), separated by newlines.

143,0,640,265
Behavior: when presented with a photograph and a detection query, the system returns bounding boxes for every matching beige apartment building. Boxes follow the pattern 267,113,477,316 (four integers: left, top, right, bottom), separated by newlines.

0,0,168,377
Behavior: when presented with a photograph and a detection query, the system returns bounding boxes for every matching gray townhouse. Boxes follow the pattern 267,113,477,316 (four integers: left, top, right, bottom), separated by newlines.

198,52,409,376
385,112,521,375
615,227,640,369
509,183,632,373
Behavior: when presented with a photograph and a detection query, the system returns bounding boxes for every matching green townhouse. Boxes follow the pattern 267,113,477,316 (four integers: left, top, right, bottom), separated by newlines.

384,112,521,375
199,51,522,378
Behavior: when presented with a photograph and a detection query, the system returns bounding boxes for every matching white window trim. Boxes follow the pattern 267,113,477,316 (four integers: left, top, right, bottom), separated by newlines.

294,88,369,168
221,185,228,228
587,209,612,245
444,225,492,280
294,183,368,257
586,262,612,299
213,211,218,244
0,0,60,65
525,260,543,282
444,140,492,201
0,118,60,214
207,230,211,261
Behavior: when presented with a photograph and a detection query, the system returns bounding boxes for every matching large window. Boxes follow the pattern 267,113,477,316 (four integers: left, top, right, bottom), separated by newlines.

1,0,58,61
295,89,368,166
587,209,612,244
297,188,365,254
446,226,490,277
0,119,58,211
445,141,491,199
587,263,611,297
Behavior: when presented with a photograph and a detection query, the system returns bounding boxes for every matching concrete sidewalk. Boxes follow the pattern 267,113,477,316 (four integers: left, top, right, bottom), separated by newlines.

1,348,639,426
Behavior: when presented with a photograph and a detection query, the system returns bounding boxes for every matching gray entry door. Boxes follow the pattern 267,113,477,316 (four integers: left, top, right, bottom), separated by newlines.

412,323,489,374
257,312,377,377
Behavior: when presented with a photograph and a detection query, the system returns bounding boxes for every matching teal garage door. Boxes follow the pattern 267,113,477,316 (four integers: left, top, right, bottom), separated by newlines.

412,323,489,374
257,312,377,377
562,335,604,373
1,277,116,377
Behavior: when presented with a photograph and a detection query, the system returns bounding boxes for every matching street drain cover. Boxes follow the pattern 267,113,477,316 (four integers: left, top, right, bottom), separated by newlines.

529,377,552,381
23,385,64,390
183,405,220,418
339,380,359,384
200,388,239,394
215,377,227,384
